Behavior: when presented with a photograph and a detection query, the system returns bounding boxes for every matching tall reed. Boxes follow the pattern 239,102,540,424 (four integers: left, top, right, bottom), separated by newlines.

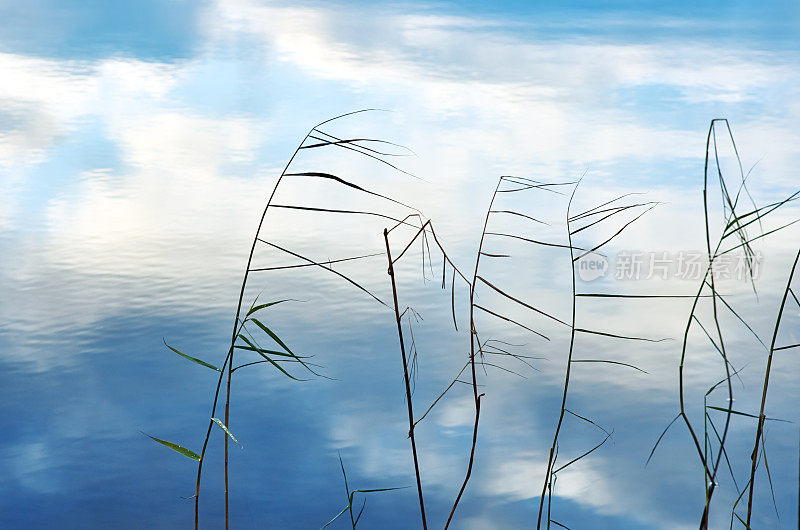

640,119,800,527
146,115,799,529
150,110,433,528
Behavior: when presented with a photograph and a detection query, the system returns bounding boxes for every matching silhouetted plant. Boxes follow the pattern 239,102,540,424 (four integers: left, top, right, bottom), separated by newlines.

644,119,799,529
146,115,799,529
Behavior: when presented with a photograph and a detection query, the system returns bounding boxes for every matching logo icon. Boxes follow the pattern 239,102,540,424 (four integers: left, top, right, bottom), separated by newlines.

576,253,609,282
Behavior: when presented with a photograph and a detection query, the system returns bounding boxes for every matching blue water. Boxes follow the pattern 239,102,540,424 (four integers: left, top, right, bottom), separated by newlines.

1,1,800,528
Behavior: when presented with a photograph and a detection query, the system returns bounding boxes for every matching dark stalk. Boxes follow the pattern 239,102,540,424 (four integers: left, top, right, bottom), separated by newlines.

676,122,733,529
745,249,800,525
699,132,736,528
193,110,376,529
383,228,428,530
443,177,503,529
537,182,580,529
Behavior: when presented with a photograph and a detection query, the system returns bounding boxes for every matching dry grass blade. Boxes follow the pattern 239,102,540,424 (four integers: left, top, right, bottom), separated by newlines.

474,304,550,340
566,409,612,437
308,128,423,181
249,251,383,272
485,231,588,251
258,239,388,307
478,276,569,326
490,209,550,226
283,171,419,212
573,205,655,261
569,201,658,235
477,360,527,378
553,431,612,474
569,192,646,221
499,184,565,194
302,134,413,156
571,359,648,374
269,204,417,226
577,293,713,298
574,327,666,342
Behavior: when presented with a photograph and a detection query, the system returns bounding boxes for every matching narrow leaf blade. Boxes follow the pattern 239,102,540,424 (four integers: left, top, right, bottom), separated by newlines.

143,433,201,461
246,299,292,318
250,319,295,355
164,341,220,372
212,417,240,445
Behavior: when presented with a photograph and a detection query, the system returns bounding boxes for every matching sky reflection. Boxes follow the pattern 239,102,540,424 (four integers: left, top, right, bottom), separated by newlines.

1,1,799,529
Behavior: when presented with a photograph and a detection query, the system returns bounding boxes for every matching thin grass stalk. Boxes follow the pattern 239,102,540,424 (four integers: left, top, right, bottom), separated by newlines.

700,124,737,528
677,122,735,527
224,377,230,529
536,182,580,529
677,255,717,486
220,132,309,527
193,110,375,529
745,249,800,525
444,393,483,528
383,228,428,530
444,178,503,528
674,119,778,527
209,133,305,527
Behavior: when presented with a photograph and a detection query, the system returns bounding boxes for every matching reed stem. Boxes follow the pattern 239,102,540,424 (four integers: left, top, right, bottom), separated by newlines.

537,183,579,529
745,249,800,525
383,228,428,530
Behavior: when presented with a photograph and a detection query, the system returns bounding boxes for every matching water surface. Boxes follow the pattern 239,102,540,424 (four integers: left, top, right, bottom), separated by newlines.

1,1,800,528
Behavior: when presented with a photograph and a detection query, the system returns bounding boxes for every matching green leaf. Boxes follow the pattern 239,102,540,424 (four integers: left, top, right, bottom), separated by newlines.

164,341,220,372
236,334,301,380
250,318,295,355
211,417,240,445
246,299,292,318
143,432,201,461
234,345,308,358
